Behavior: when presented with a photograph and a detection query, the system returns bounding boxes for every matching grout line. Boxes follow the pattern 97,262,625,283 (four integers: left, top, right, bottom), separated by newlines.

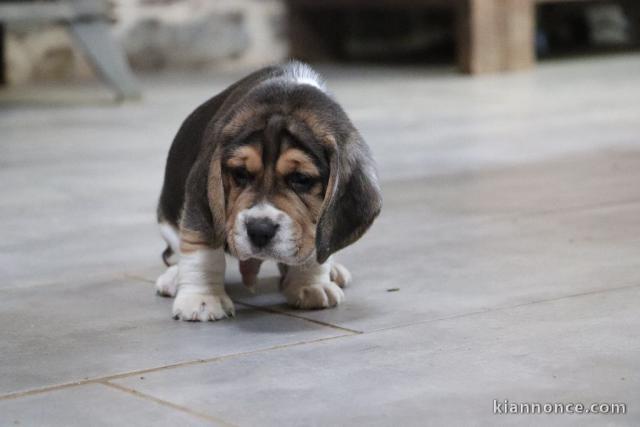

0,333,355,402
234,301,363,335
99,381,236,427
101,333,356,383
369,281,640,334
0,382,89,402
122,273,155,284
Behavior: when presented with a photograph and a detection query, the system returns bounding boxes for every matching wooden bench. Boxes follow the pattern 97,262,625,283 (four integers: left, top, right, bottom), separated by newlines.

286,0,593,74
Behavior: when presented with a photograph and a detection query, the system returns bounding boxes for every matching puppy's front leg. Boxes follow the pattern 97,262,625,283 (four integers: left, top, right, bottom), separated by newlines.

172,247,235,321
281,257,350,309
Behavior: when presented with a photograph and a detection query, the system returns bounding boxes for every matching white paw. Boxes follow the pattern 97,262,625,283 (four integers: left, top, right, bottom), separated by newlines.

172,292,235,321
285,281,345,309
155,265,178,297
330,263,351,288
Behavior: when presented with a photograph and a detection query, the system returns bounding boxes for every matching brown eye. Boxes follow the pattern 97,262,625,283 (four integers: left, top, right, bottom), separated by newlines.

231,167,251,186
288,172,315,192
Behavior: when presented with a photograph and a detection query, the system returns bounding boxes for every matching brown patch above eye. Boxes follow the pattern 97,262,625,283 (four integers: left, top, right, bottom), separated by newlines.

226,145,263,174
276,148,320,177
291,111,336,147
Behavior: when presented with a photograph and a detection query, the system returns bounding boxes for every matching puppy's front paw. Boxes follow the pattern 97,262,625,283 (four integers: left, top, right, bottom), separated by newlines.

330,263,351,288
172,292,235,321
155,265,178,297
285,281,345,309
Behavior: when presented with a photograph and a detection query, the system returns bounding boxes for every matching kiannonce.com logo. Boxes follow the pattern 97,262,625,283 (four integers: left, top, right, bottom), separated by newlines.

493,400,627,415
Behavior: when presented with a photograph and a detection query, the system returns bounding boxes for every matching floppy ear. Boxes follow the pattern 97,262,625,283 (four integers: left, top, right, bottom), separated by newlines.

206,146,227,246
315,135,382,264
177,145,226,249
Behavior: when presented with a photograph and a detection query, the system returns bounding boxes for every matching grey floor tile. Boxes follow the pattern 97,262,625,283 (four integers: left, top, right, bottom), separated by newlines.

113,285,640,426
0,383,216,427
0,277,346,396
220,151,640,332
381,149,640,219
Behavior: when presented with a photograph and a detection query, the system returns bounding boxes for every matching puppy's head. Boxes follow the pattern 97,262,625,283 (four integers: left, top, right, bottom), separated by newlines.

207,78,381,265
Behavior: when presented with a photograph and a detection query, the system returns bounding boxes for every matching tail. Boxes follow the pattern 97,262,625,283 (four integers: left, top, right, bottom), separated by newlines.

158,222,180,266
161,246,174,267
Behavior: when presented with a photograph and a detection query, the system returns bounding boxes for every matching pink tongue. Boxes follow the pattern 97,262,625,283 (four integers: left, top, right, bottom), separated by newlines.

239,258,263,290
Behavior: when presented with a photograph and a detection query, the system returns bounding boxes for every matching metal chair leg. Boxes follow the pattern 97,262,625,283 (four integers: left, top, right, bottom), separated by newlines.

68,19,140,100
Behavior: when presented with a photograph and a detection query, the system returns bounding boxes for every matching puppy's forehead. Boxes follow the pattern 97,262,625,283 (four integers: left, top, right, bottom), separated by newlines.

223,115,328,167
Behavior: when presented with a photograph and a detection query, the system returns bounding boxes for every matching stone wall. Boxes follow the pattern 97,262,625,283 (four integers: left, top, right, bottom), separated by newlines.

5,25,93,85
4,0,287,85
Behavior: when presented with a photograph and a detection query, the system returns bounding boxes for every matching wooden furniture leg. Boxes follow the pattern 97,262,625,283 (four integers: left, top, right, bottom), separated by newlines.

457,0,535,74
0,23,5,85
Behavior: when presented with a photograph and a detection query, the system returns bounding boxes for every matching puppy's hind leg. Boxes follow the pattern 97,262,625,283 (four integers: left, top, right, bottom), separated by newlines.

330,262,351,288
155,265,178,297
155,222,181,297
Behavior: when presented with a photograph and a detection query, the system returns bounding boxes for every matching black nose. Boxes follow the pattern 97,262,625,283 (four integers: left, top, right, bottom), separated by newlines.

246,218,279,248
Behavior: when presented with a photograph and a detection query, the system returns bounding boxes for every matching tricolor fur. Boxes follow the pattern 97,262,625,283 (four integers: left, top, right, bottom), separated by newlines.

155,62,382,321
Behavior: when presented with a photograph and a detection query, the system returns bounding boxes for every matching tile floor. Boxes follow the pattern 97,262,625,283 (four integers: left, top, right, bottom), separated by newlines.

1,55,639,426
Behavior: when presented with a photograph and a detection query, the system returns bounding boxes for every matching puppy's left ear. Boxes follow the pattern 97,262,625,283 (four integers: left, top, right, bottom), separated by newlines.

316,135,382,264
178,145,227,249
206,146,227,246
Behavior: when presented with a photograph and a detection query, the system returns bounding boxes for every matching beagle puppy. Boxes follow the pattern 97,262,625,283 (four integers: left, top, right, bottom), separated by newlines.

155,62,382,321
